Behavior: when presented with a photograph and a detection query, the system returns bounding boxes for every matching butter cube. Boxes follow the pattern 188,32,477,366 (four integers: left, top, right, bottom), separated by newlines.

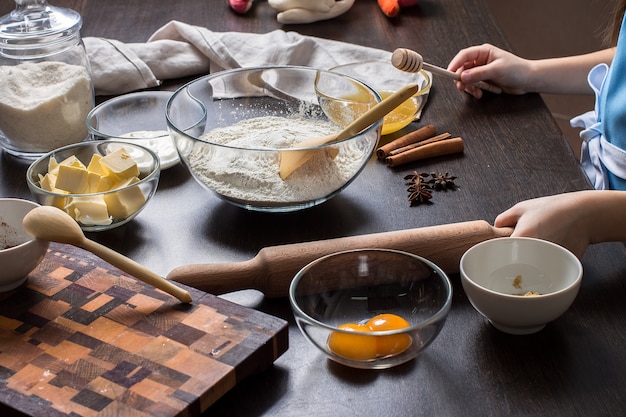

87,171,116,193
100,148,139,180
39,172,57,191
47,156,59,176
55,164,90,194
104,177,146,219
87,154,108,176
65,196,112,226
37,172,67,209
50,155,86,176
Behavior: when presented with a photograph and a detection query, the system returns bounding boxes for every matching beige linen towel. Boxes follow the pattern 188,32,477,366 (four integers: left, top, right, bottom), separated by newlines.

84,20,392,96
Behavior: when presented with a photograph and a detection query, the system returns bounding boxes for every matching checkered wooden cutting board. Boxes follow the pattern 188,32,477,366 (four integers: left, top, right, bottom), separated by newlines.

0,243,288,417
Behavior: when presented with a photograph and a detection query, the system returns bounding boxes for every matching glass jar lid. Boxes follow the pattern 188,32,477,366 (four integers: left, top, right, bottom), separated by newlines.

0,0,82,49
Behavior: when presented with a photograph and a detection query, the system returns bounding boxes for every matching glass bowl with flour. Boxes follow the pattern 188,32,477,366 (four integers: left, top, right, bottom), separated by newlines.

166,66,382,212
0,0,94,159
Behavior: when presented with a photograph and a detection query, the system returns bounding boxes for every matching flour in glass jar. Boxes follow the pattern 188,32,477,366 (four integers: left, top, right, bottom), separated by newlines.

187,116,369,204
0,62,93,153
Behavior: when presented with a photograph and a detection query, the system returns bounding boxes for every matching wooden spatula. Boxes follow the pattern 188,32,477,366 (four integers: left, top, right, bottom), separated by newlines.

279,82,420,179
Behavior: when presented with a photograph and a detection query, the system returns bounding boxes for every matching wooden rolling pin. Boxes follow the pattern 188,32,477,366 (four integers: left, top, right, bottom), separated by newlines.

167,220,512,297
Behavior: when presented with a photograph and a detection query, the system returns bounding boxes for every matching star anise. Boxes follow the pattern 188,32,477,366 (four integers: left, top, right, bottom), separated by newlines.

404,172,433,205
404,171,429,186
429,172,457,191
407,185,433,205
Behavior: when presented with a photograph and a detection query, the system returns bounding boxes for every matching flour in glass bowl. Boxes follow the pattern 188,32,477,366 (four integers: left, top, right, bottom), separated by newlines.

187,116,370,205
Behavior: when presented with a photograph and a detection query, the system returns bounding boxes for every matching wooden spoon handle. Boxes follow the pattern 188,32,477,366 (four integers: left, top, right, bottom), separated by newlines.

168,220,512,297
80,238,193,303
279,83,420,179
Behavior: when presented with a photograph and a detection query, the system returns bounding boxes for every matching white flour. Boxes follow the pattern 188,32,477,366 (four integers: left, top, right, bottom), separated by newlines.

0,61,93,153
188,116,369,204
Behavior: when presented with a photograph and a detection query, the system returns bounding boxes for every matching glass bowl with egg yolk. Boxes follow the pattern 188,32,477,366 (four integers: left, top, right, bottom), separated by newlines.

289,248,452,369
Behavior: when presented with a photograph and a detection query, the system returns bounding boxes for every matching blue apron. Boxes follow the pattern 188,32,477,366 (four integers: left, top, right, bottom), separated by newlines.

571,15,626,190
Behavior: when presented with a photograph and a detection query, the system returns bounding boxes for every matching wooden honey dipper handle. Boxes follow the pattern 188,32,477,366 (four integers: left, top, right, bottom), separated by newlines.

167,220,512,297
391,48,502,95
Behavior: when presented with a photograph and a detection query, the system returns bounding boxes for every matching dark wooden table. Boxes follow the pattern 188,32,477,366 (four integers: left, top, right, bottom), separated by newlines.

1,1,625,416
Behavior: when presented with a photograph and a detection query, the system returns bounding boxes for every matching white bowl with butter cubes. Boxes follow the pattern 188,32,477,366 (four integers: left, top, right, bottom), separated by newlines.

26,141,160,232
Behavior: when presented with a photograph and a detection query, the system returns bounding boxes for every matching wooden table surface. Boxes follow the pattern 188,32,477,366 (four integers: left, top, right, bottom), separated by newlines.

1,0,625,416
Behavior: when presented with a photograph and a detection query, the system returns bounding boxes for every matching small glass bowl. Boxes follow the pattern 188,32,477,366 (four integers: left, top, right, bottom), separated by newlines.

87,91,181,170
26,141,160,232
330,61,431,135
290,249,452,369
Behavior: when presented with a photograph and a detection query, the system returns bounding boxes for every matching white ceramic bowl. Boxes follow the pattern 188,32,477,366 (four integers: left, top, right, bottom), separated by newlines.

166,66,382,212
290,249,452,369
460,237,583,335
87,91,181,169
0,198,49,291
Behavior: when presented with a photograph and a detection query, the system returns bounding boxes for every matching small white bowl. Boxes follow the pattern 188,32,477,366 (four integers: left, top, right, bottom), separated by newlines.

0,198,49,291
460,237,582,335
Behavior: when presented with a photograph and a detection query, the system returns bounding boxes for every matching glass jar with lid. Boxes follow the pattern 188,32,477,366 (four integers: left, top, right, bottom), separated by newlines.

0,0,95,158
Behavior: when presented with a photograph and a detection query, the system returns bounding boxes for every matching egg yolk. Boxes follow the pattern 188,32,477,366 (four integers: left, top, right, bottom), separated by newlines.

366,313,412,357
327,313,412,361
327,323,377,361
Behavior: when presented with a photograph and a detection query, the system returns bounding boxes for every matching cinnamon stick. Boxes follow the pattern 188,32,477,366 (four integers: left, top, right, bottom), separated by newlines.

376,124,437,159
385,137,464,167
388,132,452,156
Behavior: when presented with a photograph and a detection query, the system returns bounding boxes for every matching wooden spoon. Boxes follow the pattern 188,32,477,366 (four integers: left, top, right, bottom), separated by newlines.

279,82,420,179
23,206,192,303
391,48,502,95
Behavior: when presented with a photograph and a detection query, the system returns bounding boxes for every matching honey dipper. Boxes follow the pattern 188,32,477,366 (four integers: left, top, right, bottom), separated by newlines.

391,48,502,95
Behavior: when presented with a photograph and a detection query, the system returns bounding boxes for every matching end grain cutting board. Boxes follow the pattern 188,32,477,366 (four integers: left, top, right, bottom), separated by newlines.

0,243,288,417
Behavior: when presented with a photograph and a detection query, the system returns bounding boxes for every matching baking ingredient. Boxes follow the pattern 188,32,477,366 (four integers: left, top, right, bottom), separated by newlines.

327,313,412,361
379,91,418,135
366,313,412,356
119,131,179,169
377,123,437,159
188,116,369,204
404,171,458,206
37,148,145,226
327,323,378,361
0,62,93,153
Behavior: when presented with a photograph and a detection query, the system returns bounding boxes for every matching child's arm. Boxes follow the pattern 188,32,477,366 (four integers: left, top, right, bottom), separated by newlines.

494,190,626,258
447,44,615,98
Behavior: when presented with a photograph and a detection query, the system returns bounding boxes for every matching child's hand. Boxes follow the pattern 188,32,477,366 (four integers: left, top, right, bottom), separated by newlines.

447,43,531,98
494,193,593,258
